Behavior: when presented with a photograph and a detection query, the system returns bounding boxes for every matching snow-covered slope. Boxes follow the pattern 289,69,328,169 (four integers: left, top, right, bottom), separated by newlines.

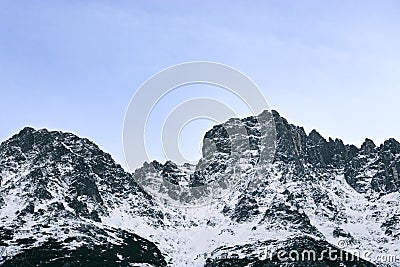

1,110,399,266
0,128,168,266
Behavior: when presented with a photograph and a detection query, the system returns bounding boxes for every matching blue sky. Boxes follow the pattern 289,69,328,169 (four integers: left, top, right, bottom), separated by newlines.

1,0,399,168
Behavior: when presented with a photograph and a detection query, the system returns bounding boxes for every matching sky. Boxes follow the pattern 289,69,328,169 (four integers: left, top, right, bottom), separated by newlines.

1,0,400,170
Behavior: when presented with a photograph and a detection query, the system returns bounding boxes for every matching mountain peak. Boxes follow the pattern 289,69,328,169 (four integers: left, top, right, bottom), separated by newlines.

361,138,376,154
18,126,36,135
381,138,400,153
1,110,399,266
308,129,325,142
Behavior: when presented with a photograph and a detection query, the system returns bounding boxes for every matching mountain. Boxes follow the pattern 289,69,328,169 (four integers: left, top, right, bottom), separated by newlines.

0,127,167,266
0,110,399,266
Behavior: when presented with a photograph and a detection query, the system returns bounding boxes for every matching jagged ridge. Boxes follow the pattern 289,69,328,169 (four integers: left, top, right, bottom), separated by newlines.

1,110,399,266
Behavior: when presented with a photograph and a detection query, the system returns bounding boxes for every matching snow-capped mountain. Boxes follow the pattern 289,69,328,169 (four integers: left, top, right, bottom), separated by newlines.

0,127,168,266
0,110,399,266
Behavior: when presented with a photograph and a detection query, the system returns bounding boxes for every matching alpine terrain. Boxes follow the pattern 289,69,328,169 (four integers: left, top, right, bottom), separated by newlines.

0,110,399,266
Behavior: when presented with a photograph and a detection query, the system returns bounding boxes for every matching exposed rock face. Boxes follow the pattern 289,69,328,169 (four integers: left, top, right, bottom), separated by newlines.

346,138,400,195
207,235,376,267
0,128,167,266
2,228,166,267
1,110,399,266
199,110,399,194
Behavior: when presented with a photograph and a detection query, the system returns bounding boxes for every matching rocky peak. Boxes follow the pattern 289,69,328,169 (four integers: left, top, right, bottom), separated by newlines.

191,110,399,197
1,111,398,266
0,127,160,224
381,138,400,154
361,138,376,154
308,129,325,143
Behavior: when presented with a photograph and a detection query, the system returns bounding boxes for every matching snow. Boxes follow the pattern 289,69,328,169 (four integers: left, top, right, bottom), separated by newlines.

1,127,399,266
